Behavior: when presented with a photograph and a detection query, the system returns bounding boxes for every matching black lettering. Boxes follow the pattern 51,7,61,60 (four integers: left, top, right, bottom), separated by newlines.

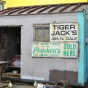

66,31,70,35
54,25,57,30
72,30,77,35
59,25,64,30
61,31,65,35
65,25,69,30
51,31,55,36
57,25,59,30
66,37,77,40
56,31,60,35
70,25,75,29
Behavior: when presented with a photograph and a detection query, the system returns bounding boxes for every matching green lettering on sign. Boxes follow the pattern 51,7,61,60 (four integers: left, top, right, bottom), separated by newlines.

32,42,78,58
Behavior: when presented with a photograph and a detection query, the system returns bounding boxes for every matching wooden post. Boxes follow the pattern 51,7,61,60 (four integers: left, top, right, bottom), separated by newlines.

0,65,2,83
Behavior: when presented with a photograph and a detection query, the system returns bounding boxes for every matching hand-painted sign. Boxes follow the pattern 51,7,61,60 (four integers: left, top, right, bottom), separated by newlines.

50,23,78,41
32,42,78,58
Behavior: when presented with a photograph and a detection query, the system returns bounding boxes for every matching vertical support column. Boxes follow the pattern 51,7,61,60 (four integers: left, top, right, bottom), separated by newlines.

84,8,88,84
0,65,2,83
78,12,85,86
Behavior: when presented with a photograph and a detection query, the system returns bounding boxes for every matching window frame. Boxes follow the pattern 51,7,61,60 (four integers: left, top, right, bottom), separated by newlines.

33,24,50,42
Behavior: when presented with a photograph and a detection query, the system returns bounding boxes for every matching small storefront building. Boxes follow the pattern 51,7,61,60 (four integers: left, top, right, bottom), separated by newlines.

0,3,88,87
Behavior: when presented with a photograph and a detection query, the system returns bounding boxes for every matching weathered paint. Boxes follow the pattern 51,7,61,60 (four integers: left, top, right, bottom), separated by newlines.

0,8,88,86
0,13,78,83
32,42,78,58
86,20,88,83
49,70,78,83
84,8,88,84
78,12,85,86
50,23,78,42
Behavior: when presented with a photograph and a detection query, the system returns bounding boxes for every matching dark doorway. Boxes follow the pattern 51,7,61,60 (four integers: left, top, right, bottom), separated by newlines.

0,26,21,77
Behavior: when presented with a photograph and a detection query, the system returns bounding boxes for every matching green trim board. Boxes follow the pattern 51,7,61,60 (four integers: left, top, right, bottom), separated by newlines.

78,12,85,86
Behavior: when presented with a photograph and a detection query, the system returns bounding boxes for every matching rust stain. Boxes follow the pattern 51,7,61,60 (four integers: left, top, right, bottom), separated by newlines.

0,3,88,15
49,69,78,83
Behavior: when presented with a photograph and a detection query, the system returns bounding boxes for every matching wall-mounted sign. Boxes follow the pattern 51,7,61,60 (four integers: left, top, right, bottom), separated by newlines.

50,23,78,41
32,42,78,58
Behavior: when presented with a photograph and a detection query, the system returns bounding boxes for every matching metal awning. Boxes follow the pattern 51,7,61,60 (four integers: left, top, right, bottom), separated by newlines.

0,3,88,15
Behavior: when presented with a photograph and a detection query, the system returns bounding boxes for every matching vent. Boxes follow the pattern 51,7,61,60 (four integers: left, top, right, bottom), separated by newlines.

0,0,6,10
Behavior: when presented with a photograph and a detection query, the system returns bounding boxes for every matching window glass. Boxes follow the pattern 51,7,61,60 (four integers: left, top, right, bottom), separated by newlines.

34,25,50,42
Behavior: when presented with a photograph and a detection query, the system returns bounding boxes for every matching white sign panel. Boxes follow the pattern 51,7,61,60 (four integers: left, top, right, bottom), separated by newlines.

32,42,78,58
50,23,78,41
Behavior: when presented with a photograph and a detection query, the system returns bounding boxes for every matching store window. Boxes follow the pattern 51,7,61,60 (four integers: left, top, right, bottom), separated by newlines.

33,24,50,42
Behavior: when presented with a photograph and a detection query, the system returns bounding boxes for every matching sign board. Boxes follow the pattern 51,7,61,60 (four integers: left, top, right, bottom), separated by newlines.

32,42,78,58
50,23,78,41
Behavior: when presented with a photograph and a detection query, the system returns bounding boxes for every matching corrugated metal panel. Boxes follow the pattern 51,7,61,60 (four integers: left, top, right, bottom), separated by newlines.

0,3,88,15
